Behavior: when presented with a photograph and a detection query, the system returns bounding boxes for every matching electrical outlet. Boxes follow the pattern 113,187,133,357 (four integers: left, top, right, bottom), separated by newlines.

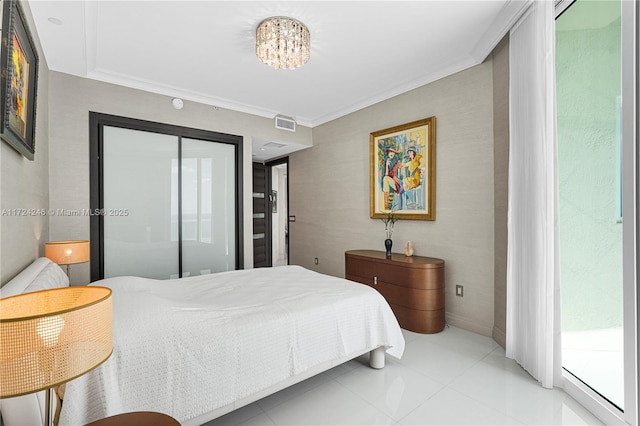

456,285,464,297
314,257,319,265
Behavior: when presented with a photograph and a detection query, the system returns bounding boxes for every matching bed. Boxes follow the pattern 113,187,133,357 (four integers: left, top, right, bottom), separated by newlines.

0,258,404,426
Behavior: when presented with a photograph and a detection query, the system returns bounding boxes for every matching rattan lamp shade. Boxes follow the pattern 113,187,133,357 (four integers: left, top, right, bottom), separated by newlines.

0,286,112,398
45,240,89,265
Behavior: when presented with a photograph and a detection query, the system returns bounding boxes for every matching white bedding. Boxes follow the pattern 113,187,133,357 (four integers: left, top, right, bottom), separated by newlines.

58,265,405,425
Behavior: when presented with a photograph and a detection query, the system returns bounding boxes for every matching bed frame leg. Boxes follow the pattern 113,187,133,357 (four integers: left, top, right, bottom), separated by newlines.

369,347,385,369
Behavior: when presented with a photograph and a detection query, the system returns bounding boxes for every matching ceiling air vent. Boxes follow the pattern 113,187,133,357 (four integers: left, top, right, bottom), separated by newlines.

264,142,286,149
275,115,296,132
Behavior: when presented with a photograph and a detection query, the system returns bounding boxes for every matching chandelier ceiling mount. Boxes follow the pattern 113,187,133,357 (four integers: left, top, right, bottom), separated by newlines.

256,16,310,70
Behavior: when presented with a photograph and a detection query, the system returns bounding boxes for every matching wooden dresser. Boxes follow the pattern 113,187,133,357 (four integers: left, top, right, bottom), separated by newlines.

345,250,445,334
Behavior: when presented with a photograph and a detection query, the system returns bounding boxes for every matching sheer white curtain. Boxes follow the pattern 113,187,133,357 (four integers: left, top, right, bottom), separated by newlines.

506,0,562,389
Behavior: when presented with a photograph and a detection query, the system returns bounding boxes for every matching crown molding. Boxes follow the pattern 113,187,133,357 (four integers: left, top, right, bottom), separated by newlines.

469,0,533,63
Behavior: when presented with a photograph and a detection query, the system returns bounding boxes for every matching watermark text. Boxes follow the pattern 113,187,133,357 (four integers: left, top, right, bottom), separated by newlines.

1,208,129,217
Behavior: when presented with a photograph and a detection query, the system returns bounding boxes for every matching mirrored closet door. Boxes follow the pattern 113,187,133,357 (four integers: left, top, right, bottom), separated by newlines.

90,113,243,281
102,126,180,279
180,138,237,277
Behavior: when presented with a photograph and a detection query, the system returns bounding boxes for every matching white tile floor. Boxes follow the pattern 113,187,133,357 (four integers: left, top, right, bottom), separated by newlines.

203,326,603,426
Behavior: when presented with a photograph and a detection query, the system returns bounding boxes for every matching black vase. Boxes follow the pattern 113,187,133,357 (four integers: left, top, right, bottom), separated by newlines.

384,238,393,257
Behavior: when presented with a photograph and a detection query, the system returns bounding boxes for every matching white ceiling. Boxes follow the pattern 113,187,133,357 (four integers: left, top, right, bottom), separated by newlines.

27,0,530,160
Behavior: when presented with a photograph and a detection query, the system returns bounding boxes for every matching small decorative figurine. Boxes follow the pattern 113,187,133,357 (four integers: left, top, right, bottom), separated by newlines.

404,241,414,257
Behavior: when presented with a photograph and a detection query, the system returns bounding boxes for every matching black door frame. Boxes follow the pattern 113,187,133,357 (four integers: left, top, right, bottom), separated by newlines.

265,157,290,266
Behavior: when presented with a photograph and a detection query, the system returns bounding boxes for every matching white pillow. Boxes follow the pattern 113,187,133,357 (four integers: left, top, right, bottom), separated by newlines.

24,262,69,293
0,257,69,298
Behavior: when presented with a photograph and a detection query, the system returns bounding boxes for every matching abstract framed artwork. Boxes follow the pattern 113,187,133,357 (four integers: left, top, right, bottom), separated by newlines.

370,117,435,220
0,0,38,160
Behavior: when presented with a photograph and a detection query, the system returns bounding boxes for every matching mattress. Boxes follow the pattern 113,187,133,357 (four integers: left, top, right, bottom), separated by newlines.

58,265,405,425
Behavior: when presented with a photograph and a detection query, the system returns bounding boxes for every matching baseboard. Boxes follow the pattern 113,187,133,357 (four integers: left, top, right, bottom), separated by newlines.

445,312,493,337
492,325,506,349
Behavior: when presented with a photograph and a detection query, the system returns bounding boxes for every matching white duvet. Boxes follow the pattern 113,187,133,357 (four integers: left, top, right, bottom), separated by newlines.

59,266,405,425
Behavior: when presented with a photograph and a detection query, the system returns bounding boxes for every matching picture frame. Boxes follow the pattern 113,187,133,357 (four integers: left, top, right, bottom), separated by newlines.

271,190,278,213
1,0,38,160
370,117,435,220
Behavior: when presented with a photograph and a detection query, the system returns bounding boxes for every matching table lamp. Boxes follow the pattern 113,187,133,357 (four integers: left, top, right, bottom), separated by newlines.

45,240,89,280
0,286,112,426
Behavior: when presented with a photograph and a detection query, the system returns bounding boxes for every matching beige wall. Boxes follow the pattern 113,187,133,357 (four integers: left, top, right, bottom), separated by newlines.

492,36,509,348
48,72,312,284
0,5,50,285
289,59,497,336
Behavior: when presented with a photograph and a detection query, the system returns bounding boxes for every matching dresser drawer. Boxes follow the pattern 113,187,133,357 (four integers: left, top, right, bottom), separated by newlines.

390,304,445,334
345,255,444,290
345,256,381,280
347,276,443,313
376,264,443,290
375,280,444,311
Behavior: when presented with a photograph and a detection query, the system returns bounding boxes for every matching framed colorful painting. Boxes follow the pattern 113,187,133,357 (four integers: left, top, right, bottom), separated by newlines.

1,0,39,160
370,117,435,220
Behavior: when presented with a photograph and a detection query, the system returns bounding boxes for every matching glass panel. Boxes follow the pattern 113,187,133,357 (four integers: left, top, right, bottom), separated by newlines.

181,138,236,275
272,163,288,266
556,0,623,409
103,126,179,279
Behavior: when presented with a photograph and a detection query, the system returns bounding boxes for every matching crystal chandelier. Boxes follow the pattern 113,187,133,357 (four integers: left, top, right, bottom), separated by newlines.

256,16,310,70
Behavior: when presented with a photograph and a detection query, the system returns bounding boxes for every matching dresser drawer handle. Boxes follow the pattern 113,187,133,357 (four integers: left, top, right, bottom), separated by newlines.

373,276,378,285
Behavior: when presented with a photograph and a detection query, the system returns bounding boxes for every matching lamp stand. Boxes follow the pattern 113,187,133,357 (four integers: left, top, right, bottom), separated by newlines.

0,285,111,426
44,387,52,426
